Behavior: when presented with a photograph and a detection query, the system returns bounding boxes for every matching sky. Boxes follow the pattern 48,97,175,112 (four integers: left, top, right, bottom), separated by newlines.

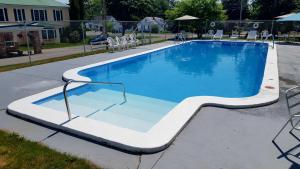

56,0,68,4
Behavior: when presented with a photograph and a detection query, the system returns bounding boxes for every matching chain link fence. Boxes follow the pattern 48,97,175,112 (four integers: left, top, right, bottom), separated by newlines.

0,20,299,67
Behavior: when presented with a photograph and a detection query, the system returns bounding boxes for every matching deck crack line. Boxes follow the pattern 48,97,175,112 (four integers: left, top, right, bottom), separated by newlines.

39,116,79,143
151,151,166,169
39,131,60,143
59,116,79,126
136,155,142,169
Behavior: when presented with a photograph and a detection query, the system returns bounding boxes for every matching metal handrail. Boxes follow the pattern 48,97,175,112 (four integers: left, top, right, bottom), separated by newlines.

271,34,275,49
63,79,127,121
263,34,275,49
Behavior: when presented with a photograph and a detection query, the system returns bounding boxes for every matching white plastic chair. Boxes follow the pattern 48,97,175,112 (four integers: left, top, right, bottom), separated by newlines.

120,36,128,50
247,30,258,41
213,30,223,40
124,35,133,48
129,34,139,47
107,37,120,52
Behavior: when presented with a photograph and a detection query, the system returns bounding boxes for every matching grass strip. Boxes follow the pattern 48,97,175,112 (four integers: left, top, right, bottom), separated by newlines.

0,40,168,73
0,49,107,73
0,130,100,169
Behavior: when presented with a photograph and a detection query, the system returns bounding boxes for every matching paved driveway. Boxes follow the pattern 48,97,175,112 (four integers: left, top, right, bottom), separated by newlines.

0,41,300,169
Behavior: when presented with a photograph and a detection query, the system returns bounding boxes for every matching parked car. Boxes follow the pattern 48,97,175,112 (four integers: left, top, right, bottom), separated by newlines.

90,34,108,45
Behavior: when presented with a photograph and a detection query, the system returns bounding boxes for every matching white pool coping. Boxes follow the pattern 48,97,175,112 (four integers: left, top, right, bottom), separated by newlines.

7,40,279,153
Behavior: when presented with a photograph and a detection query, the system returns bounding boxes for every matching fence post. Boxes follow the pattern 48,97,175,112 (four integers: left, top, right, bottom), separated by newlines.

149,22,152,44
271,20,274,35
81,21,86,53
164,24,167,40
205,20,208,39
141,25,144,45
24,22,32,64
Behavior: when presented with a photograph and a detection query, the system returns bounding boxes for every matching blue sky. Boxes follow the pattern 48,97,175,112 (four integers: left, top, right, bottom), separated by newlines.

56,0,68,4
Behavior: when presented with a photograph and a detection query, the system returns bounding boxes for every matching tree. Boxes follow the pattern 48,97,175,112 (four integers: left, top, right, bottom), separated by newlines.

165,0,227,37
69,0,85,20
222,0,249,20
250,0,300,19
106,0,171,21
165,0,227,21
84,0,103,20
153,0,170,18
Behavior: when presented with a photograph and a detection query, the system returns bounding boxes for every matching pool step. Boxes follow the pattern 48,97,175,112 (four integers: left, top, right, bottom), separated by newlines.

41,100,100,117
107,104,164,123
39,89,178,132
68,95,116,111
80,89,177,113
88,110,154,132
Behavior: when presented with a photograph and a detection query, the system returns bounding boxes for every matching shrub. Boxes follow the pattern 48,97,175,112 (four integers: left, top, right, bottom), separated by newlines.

151,25,160,33
69,30,81,43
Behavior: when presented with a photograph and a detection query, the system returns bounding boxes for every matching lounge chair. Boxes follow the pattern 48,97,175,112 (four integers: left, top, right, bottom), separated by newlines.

120,36,128,50
213,30,223,40
276,32,289,41
125,35,133,47
207,30,214,39
230,30,239,40
289,31,298,41
129,33,139,47
247,30,257,41
107,37,120,52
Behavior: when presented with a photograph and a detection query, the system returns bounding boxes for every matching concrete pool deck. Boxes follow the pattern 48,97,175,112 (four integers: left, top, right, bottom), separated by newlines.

0,41,300,168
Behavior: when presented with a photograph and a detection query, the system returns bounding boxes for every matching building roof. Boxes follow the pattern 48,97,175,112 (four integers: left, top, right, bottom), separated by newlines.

138,17,166,27
0,0,68,7
0,22,44,32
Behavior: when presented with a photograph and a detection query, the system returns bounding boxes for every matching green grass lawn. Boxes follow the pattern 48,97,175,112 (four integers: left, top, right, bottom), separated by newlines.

0,49,108,73
0,130,100,169
19,42,85,51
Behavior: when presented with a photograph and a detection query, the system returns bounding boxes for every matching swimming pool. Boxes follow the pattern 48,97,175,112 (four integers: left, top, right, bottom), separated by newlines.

8,40,279,153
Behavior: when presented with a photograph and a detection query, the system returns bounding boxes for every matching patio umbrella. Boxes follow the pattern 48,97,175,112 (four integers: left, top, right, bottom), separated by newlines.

175,15,199,33
277,12,300,21
175,15,199,21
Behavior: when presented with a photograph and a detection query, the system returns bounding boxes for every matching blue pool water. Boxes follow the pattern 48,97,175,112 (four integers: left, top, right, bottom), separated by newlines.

80,41,268,102
35,41,268,132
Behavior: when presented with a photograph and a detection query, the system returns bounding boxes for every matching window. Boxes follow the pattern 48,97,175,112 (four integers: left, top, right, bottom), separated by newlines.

42,29,57,40
53,10,63,21
59,27,64,35
0,8,8,21
42,30,47,39
31,9,47,21
13,9,26,21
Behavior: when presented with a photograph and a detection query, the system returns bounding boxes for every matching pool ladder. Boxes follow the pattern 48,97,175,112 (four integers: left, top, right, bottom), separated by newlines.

174,33,186,44
63,79,127,121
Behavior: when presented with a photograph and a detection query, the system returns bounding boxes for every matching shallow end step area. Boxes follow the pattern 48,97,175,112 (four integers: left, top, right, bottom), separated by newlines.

40,89,177,133
7,88,179,153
